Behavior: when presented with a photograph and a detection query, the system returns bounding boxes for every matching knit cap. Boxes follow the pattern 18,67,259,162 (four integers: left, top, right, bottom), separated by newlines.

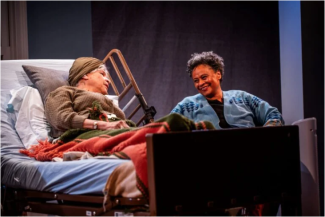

68,57,104,86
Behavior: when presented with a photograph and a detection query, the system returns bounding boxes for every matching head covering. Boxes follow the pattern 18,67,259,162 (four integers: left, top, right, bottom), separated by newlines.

68,57,104,86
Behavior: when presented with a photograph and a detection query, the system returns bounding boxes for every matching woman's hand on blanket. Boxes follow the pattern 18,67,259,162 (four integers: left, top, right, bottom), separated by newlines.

100,120,130,130
83,119,130,130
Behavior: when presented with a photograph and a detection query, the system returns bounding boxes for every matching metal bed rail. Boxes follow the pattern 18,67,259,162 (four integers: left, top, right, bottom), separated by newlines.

1,187,149,216
103,49,156,126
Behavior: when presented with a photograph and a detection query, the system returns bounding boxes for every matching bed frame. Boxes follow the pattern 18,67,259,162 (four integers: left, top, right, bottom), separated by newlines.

1,50,302,216
2,187,149,216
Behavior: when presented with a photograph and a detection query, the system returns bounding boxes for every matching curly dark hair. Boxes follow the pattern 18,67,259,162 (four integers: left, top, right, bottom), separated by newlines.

187,51,225,82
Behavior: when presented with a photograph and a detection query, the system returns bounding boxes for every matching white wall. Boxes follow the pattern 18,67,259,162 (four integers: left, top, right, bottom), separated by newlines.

279,1,304,125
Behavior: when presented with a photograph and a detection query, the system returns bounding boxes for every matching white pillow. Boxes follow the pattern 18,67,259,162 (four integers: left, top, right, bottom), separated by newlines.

7,87,120,149
106,95,119,107
7,86,49,149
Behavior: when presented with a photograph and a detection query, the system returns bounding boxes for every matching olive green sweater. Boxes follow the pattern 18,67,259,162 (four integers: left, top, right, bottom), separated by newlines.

45,86,125,138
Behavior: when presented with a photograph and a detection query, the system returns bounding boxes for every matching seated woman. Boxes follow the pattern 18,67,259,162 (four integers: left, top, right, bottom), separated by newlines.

45,57,131,139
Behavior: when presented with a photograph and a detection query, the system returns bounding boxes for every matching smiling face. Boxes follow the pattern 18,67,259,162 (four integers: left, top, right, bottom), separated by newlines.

86,68,110,95
192,64,222,100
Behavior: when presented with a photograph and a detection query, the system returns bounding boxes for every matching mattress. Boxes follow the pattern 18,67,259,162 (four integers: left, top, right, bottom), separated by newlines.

1,60,130,195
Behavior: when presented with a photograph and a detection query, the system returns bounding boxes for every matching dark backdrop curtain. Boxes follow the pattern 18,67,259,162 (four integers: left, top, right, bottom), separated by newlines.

91,2,281,121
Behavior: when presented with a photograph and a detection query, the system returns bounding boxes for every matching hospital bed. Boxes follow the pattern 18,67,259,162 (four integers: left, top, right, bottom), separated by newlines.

1,49,313,216
1,50,153,216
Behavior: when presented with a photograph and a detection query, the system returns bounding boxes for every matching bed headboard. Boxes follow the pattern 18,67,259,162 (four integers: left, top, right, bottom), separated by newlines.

1,60,74,91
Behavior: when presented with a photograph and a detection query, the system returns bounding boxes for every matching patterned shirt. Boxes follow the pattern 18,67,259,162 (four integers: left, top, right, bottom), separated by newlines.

171,90,284,129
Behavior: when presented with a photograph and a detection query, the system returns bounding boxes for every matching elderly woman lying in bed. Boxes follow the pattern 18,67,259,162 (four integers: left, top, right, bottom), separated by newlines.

20,57,214,197
45,57,133,139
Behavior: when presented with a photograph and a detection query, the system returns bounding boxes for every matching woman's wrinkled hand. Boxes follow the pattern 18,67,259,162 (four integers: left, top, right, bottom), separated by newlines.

100,120,130,130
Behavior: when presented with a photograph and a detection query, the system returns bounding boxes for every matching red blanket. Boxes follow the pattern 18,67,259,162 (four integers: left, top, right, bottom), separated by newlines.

20,113,214,197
